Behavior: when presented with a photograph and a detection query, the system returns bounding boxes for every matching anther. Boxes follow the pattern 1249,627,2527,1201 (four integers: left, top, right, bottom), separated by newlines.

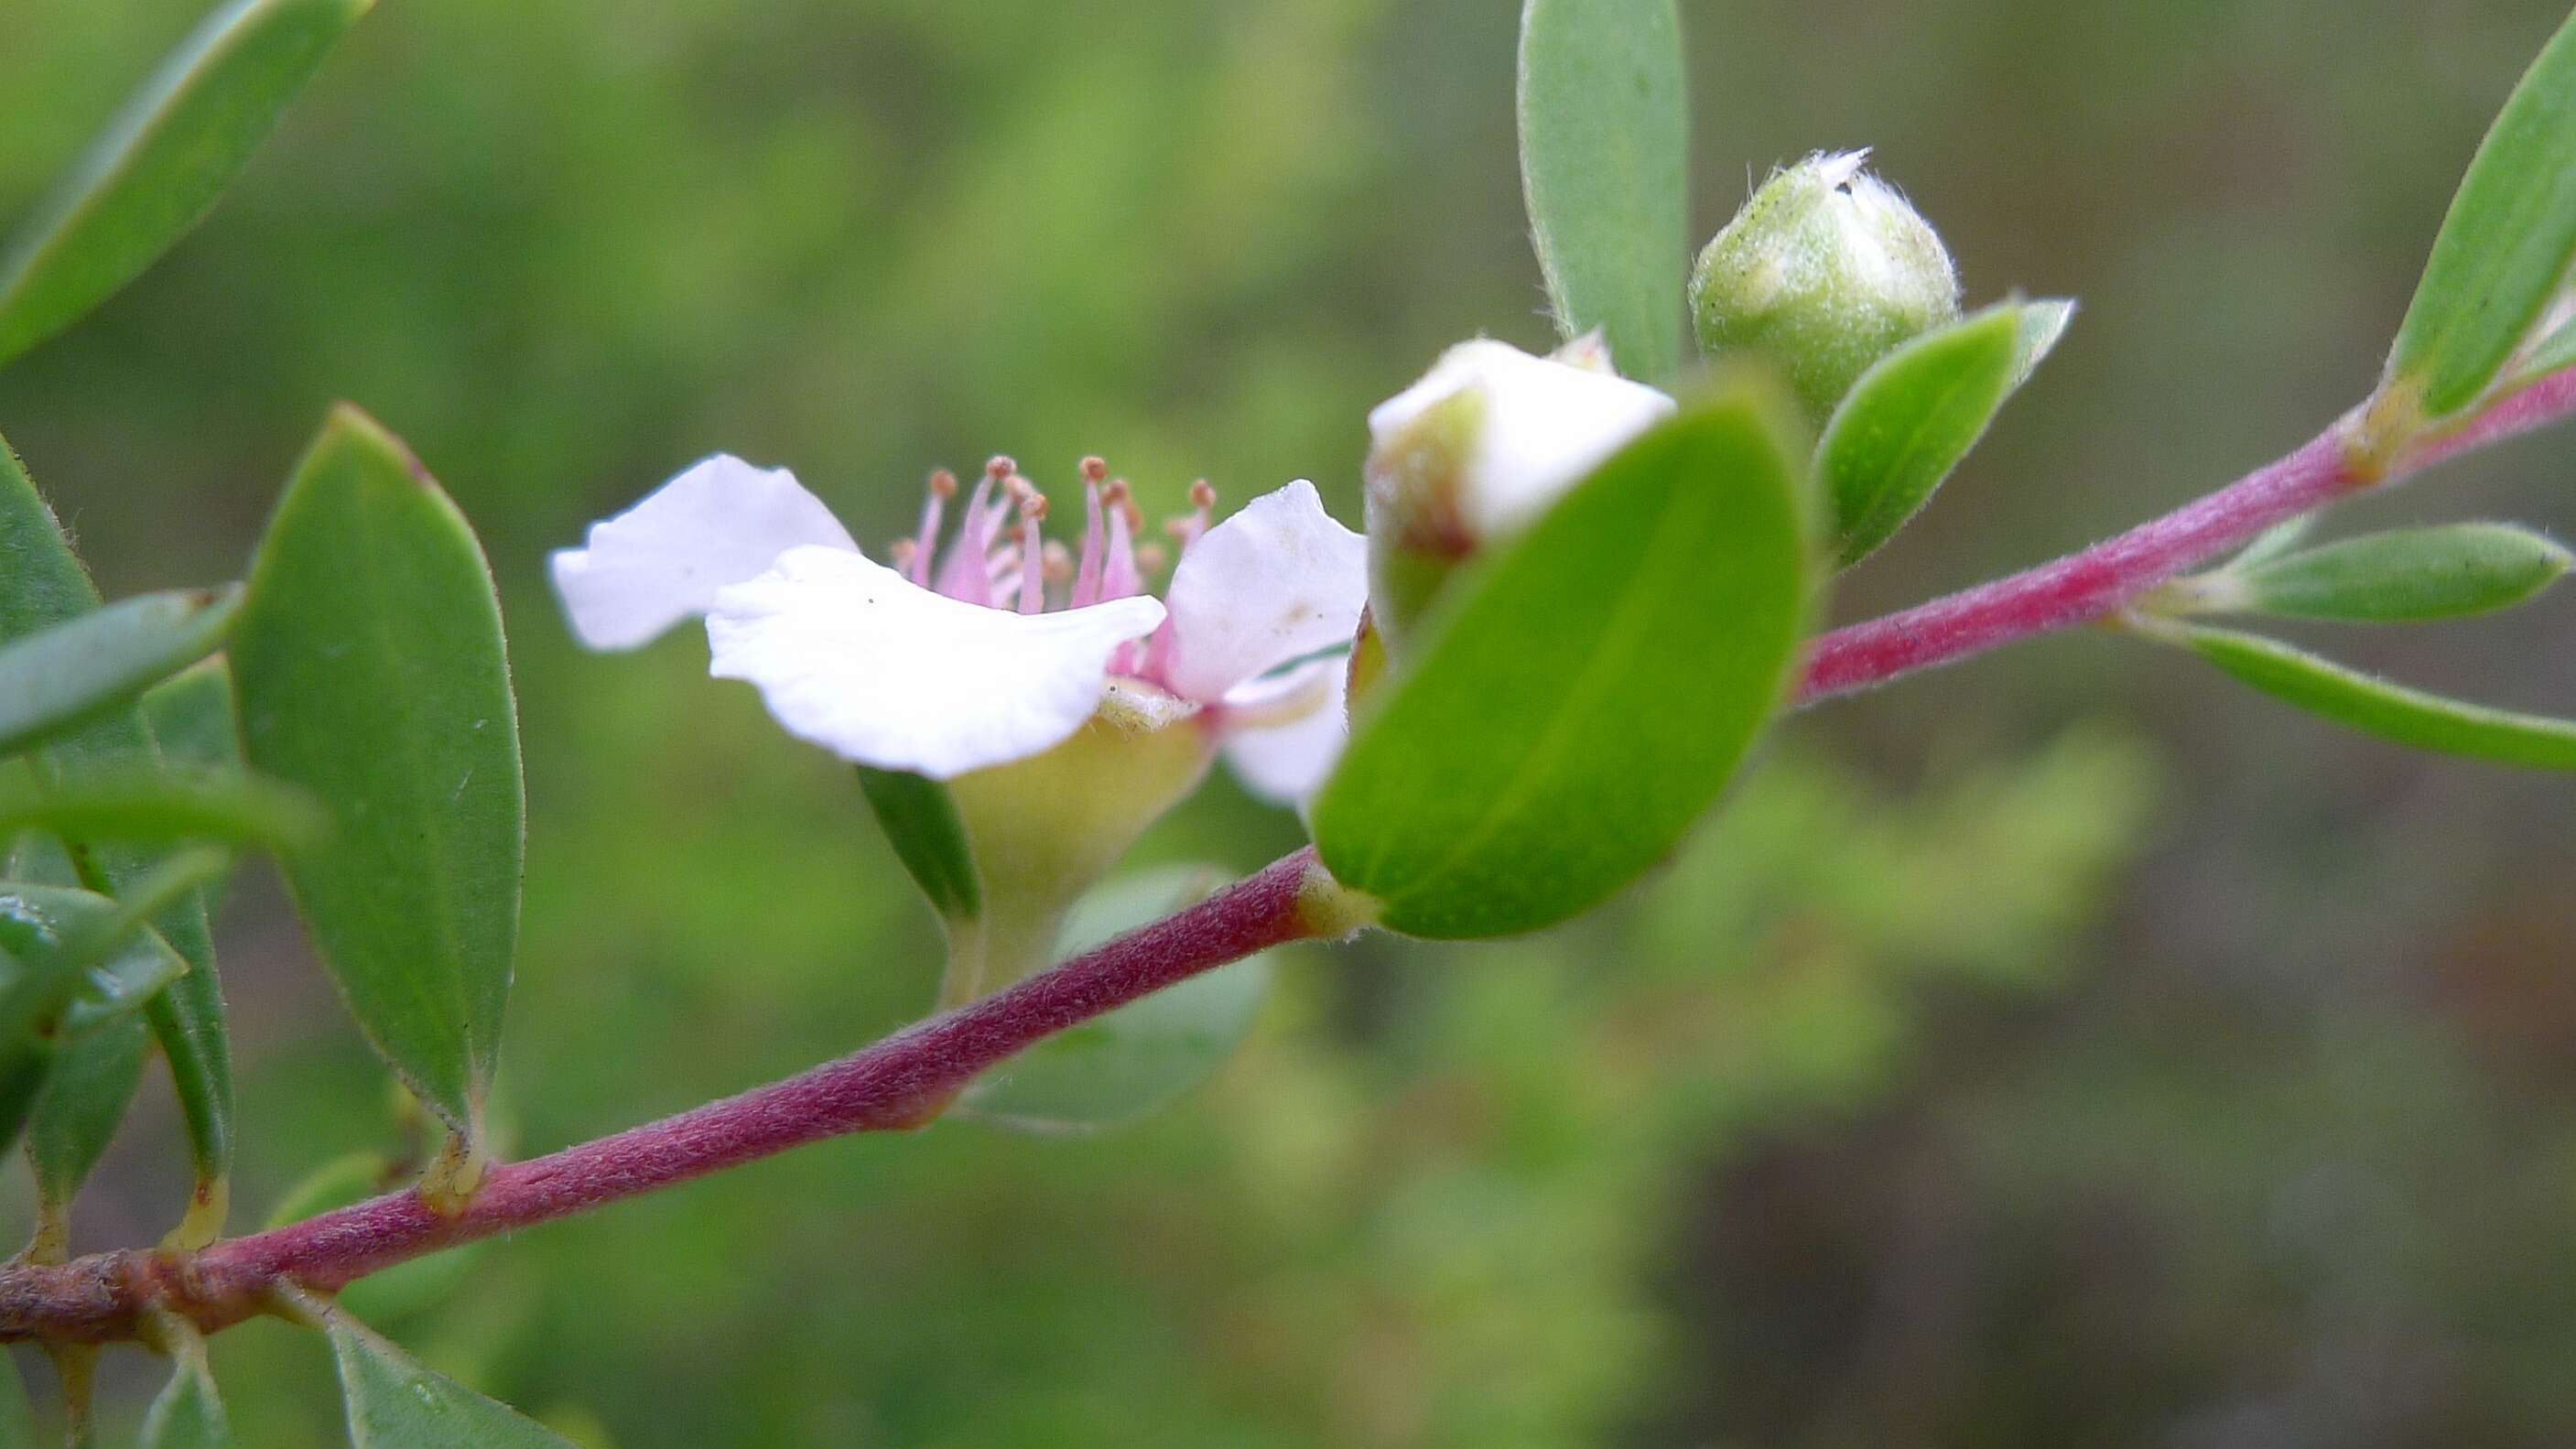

1042,539,1075,584
928,468,958,499
1079,455,1109,484
1189,480,1217,510
1135,541,1169,574
890,538,920,569
985,455,1016,482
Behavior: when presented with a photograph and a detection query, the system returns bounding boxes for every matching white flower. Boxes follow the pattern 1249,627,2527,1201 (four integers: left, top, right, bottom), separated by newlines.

1366,338,1676,547
552,454,1367,800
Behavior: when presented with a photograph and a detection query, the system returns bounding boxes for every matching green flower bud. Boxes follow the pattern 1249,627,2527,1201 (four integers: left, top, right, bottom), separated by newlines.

1689,150,1961,426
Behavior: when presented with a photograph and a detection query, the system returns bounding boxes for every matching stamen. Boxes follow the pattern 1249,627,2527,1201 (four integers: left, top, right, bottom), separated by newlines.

1166,480,1216,554
1074,481,1107,608
1101,484,1144,600
889,537,920,572
936,469,1001,605
1012,478,1047,614
1133,541,1168,575
1041,539,1075,586
907,469,956,587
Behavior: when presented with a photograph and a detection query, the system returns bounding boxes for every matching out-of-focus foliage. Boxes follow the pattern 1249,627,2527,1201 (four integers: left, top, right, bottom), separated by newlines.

4,0,2574,1445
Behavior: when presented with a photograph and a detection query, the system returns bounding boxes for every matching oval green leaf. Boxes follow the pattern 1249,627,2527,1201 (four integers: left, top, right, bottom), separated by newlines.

962,866,1275,1133
1312,382,1813,938
2387,10,2576,416
232,406,525,1140
0,0,376,367
2179,624,2576,770
0,588,241,761
146,659,244,778
325,1307,579,1448
27,1011,150,1213
856,765,980,923
1819,301,2034,569
141,1346,234,1449
2227,522,2571,622
1518,0,1687,382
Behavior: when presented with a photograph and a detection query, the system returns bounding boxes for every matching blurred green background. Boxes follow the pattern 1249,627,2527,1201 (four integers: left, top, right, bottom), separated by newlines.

6,0,2576,1444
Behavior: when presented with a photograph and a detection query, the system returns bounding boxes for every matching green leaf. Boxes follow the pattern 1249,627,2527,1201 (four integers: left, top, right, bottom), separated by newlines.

2227,514,2319,570
2010,297,2076,384
2224,522,2571,622
325,1308,579,1448
144,658,248,935
962,867,1275,1132
0,1035,58,1162
2175,624,2576,770
0,875,221,1212
2387,10,2576,416
1517,0,1687,382
0,0,376,367
0,589,240,761
0,431,233,1235
2510,308,2576,387
27,1012,149,1211
1819,302,2033,568
855,766,980,922
1312,382,1813,938
0,767,321,849
231,406,524,1139
140,1346,233,1449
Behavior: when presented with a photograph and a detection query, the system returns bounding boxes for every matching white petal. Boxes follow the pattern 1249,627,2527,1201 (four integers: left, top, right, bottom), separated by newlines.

1220,658,1348,806
551,455,857,651
1366,339,1674,541
1162,480,1368,704
706,546,1166,779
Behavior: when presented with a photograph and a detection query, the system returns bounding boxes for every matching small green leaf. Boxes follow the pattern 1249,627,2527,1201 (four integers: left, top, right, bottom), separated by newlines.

1313,382,1813,938
0,0,376,367
1819,302,2035,568
856,766,980,922
324,1307,579,1448
0,767,321,849
962,867,1275,1133
2010,297,2076,384
0,589,240,761
0,1035,58,1161
1517,0,1688,381
2387,10,2576,416
2227,514,2320,570
145,659,244,778
2175,624,2576,770
27,1012,149,1211
2225,522,2571,622
140,1345,233,1449
232,406,524,1141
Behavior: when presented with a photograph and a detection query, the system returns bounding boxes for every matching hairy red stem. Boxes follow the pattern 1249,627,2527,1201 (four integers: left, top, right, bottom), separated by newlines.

1798,365,2576,703
0,849,1326,1343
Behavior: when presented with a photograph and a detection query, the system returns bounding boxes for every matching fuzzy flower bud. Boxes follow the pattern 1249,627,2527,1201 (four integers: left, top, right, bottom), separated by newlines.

1361,338,1675,646
1689,150,1960,425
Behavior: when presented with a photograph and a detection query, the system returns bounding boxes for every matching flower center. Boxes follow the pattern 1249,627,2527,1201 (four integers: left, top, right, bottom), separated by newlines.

888,455,1218,678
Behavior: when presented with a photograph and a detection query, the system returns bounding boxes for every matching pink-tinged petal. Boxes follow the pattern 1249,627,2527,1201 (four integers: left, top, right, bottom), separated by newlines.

551,455,857,651
706,546,1165,779
1219,657,1348,806
1161,480,1367,703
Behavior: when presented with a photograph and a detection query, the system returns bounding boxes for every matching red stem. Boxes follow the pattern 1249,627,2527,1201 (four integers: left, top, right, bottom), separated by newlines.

1797,365,2576,702
7,371,2574,1346
0,849,1326,1343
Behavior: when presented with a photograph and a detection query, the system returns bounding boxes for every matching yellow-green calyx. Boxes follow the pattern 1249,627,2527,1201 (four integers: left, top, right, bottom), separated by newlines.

936,684,1216,1007
1690,150,1961,427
